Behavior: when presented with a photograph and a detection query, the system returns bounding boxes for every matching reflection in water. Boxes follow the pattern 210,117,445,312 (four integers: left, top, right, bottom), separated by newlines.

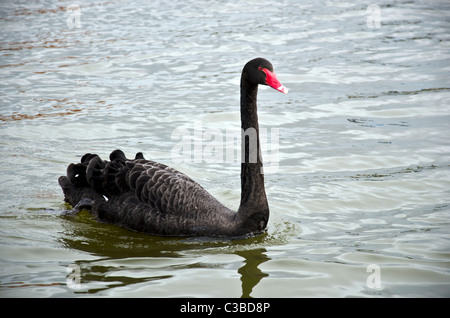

60,211,270,296
236,249,270,298
60,212,179,294
59,211,182,258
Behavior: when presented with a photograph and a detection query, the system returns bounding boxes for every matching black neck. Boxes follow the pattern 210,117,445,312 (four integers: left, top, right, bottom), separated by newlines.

238,77,269,227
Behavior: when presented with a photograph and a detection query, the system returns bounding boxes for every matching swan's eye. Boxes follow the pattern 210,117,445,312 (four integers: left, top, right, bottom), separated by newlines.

258,66,263,71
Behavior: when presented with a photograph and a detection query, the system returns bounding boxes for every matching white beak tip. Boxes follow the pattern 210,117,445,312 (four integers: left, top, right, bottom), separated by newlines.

277,85,288,94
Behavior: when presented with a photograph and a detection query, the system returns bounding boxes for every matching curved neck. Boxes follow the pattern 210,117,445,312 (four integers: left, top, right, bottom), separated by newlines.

237,77,269,230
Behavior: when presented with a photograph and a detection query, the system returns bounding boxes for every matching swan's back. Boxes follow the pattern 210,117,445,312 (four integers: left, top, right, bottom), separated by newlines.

59,150,235,236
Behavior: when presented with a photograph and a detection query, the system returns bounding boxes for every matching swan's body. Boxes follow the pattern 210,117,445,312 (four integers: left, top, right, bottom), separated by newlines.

59,58,287,238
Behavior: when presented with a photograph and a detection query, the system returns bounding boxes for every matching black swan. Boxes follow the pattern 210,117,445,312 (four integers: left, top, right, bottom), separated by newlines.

59,58,288,238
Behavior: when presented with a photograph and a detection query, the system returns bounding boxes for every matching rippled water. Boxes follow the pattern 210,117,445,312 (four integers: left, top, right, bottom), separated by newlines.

1,0,449,297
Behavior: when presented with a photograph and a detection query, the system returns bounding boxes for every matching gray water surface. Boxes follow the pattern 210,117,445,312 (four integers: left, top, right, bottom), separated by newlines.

0,0,449,297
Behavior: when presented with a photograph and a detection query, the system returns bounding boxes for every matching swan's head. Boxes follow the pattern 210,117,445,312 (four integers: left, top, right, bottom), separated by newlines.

243,58,288,94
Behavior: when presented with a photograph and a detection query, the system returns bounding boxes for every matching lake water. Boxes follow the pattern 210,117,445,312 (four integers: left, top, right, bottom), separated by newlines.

0,0,449,298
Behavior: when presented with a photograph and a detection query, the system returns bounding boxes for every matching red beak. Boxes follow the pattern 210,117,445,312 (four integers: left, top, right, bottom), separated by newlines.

261,68,288,94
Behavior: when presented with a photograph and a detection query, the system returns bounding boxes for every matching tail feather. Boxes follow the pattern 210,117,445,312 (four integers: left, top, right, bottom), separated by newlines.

59,150,144,209
109,149,127,162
